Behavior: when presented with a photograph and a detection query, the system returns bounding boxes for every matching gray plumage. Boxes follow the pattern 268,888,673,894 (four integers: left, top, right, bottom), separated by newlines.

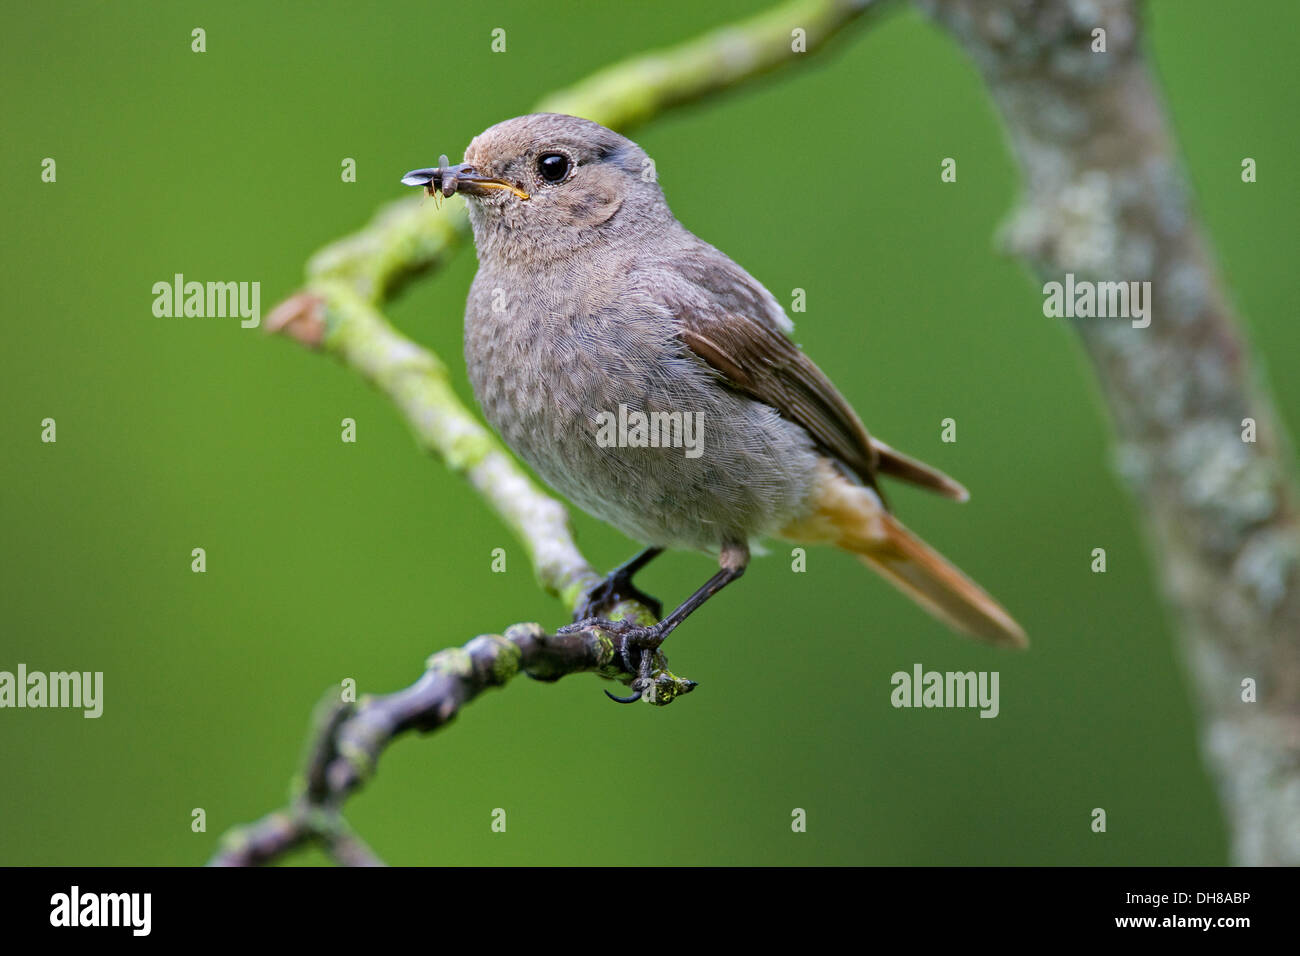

462,114,822,554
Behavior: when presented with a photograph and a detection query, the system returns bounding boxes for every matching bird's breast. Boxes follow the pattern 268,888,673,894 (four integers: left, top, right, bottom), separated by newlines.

461,263,821,551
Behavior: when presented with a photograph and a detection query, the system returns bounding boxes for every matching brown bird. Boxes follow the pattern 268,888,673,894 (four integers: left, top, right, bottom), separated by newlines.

404,114,1027,701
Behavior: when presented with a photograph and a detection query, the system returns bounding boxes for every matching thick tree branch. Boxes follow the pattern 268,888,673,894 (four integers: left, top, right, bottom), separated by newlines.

216,0,887,866
919,0,1300,865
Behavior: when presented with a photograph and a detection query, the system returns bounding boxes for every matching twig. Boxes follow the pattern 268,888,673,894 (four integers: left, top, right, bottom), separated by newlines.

209,625,691,867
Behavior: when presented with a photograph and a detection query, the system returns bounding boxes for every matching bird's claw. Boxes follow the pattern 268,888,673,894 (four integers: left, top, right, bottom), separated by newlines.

605,684,646,704
603,641,660,704
560,616,664,663
557,615,645,638
560,616,667,704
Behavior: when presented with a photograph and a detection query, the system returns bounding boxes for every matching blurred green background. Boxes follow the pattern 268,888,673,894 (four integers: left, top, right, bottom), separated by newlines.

2,0,1296,866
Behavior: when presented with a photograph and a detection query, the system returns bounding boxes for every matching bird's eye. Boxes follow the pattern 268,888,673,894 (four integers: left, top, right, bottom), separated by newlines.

537,152,571,183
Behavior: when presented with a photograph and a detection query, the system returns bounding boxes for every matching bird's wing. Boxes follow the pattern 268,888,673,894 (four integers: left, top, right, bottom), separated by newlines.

652,249,967,501
676,305,882,487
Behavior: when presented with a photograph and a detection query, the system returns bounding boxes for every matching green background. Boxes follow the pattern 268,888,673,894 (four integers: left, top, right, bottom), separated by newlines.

2,0,1295,865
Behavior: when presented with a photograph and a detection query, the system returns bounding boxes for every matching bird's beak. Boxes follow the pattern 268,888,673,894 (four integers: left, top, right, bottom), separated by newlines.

401,156,529,200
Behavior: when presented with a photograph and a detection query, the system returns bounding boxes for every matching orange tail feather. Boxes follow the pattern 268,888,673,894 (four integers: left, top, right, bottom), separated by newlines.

782,464,1027,648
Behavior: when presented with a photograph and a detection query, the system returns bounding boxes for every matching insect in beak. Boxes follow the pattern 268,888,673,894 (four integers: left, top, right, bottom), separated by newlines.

401,155,530,200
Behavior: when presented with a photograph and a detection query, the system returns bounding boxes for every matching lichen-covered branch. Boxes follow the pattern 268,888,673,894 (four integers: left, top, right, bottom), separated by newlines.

208,623,690,867
219,0,886,866
919,0,1300,865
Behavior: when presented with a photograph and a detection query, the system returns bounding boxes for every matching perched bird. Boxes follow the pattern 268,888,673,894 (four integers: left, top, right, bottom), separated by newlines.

403,114,1026,701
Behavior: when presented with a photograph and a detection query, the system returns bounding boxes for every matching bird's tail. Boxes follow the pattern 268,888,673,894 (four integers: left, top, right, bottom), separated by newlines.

781,463,1027,648
852,511,1026,647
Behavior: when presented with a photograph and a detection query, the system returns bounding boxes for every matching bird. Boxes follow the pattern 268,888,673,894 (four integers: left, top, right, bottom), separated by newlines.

402,113,1026,702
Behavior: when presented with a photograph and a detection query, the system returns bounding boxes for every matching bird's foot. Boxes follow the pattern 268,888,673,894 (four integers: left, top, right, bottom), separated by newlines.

556,616,668,704
573,569,663,622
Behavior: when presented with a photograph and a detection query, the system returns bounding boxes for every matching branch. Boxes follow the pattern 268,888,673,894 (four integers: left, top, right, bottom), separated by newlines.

209,624,689,867
215,0,888,866
919,0,1300,865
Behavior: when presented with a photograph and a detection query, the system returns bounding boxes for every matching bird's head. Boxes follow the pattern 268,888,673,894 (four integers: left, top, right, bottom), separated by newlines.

402,113,672,261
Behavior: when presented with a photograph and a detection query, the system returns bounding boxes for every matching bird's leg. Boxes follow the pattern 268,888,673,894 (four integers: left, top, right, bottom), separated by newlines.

573,546,665,621
562,543,749,703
